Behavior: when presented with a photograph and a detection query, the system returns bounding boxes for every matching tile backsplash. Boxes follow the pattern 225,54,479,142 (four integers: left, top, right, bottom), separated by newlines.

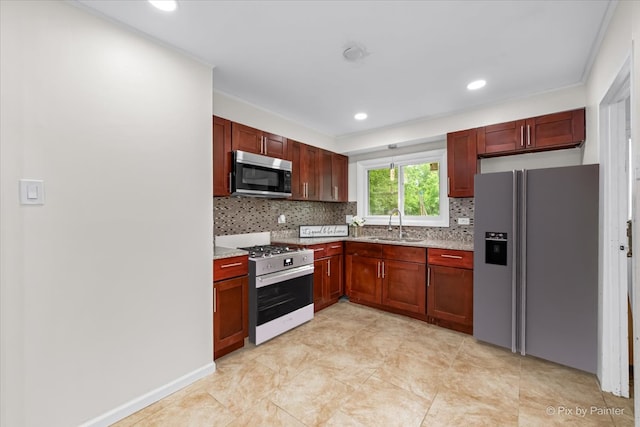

214,197,474,242
214,197,356,236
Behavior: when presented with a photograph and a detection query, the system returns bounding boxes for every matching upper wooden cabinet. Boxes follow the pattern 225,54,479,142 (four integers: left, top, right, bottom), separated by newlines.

213,117,348,201
477,108,585,157
319,150,348,202
213,116,232,196
289,140,321,200
289,141,348,202
447,128,478,198
231,122,289,160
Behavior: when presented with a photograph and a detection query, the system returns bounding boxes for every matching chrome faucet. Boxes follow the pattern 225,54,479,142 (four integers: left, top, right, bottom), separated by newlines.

388,208,403,238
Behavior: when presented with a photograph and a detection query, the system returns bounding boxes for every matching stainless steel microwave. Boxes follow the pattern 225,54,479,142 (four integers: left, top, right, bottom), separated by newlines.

231,150,292,198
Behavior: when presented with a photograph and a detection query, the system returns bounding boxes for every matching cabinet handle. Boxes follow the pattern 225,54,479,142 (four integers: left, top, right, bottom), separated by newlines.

213,287,217,313
314,248,323,252
526,125,531,146
327,259,331,276
261,136,265,154
381,261,385,278
305,182,308,198
377,261,381,278
447,177,450,194
220,262,243,268
334,185,338,200
520,125,524,147
228,172,232,193
440,254,463,260
330,245,341,249
427,267,431,287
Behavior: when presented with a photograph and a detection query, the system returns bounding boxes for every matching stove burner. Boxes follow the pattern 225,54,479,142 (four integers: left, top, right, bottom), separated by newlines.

239,244,299,258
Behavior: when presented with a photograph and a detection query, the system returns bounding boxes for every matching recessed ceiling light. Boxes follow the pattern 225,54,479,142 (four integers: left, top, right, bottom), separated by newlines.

354,112,368,121
148,0,177,12
467,79,487,90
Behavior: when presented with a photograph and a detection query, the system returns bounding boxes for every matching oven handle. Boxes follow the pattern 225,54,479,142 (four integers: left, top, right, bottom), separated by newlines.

255,264,314,288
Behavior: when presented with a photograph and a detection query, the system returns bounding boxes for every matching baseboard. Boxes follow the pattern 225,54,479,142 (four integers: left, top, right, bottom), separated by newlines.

79,361,216,427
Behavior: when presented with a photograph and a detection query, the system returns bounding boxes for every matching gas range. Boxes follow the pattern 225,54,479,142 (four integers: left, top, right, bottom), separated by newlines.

239,244,314,277
238,243,315,346
239,244,302,259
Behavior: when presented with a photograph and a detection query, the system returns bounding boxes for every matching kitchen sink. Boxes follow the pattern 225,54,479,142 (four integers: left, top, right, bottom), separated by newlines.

366,237,425,243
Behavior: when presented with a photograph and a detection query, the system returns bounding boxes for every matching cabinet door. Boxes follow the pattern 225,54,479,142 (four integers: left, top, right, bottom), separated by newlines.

427,265,473,327
331,153,348,202
346,255,381,304
382,260,426,314
213,116,232,196
319,149,334,201
231,122,263,155
301,144,320,200
327,254,343,300
264,133,288,159
447,129,478,198
477,120,526,156
313,258,326,309
213,276,248,360
527,108,585,150
289,140,303,199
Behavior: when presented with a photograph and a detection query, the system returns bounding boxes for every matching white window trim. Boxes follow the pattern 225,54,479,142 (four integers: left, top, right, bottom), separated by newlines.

356,149,450,227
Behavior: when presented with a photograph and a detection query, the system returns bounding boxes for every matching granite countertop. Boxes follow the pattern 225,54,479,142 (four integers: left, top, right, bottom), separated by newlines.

272,236,473,252
213,246,248,260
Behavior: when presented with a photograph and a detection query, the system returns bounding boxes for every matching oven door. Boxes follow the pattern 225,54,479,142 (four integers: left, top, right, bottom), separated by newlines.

255,264,313,326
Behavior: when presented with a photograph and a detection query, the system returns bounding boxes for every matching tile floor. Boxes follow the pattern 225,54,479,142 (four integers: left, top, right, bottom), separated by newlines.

112,300,634,426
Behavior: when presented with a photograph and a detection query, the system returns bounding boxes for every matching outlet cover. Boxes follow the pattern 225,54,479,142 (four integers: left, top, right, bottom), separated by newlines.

346,215,353,224
457,217,471,225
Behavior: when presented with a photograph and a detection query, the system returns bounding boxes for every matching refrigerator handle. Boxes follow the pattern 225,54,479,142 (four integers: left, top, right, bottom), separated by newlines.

511,171,518,353
520,169,528,356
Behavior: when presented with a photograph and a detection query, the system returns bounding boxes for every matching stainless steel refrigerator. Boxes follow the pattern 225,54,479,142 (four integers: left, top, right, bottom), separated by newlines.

473,164,598,373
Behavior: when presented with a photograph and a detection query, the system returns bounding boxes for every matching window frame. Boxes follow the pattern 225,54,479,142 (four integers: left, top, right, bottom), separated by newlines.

356,149,450,227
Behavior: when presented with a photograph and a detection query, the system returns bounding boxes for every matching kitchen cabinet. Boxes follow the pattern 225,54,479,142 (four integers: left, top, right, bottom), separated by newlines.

231,122,288,159
213,116,232,196
345,242,426,315
289,140,320,200
213,255,249,360
427,248,473,334
447,128,478,198
477,108,585,157
287,241,343,311
320,151,348,202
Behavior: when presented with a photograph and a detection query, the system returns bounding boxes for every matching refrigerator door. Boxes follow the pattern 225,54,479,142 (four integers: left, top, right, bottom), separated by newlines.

523,164,598,373
474,171,518,351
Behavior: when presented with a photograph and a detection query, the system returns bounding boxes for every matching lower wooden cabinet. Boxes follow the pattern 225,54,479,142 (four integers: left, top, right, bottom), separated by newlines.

427,248,473,334
313,242,344,311
345,242,427,315
383,259,426,314
213,255,249,360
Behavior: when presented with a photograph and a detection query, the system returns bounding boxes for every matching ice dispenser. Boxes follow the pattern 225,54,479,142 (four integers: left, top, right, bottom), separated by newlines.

485,232,507,266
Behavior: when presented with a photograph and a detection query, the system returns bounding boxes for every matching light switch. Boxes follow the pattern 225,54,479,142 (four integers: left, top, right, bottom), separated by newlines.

19,179,45,205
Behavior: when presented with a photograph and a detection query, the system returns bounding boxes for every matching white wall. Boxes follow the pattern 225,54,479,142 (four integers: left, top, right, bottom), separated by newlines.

0,2,213,426
214,90,335,150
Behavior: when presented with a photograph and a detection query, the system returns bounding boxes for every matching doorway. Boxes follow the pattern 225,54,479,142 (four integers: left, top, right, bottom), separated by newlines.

599,56,632,400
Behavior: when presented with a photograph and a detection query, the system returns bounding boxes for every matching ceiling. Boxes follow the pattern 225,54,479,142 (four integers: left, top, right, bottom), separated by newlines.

74,0,614,138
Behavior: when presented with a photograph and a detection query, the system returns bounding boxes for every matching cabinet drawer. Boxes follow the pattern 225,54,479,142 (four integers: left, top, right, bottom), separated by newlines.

325,242,343,256
382,245,426,263
306,243,328,259
428,249,473,269
345,241,382,258
213,255,249,281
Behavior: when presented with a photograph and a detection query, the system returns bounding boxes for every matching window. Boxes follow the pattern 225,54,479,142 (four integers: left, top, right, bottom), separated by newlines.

356,149,449,227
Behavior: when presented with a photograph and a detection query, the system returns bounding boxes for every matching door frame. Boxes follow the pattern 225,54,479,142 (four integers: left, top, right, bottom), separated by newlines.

599,56,632,397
